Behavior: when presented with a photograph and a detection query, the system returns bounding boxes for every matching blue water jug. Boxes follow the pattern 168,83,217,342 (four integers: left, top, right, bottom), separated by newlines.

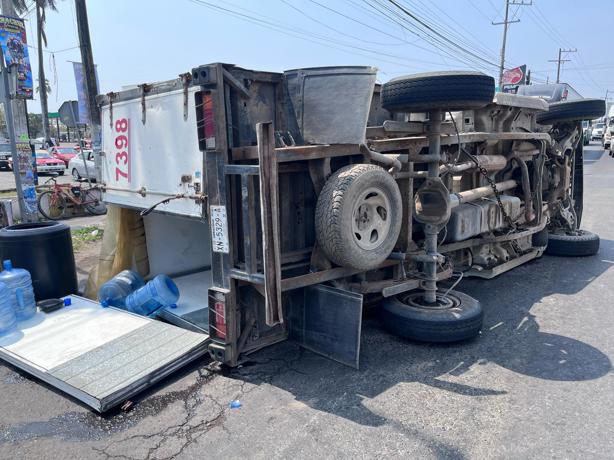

124,275,179,316
0,260,36,321
0,281,16,335
98,270,145,308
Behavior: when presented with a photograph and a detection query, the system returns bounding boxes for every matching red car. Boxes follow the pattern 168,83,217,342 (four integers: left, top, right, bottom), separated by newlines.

7,150,66,175
49,146,78,166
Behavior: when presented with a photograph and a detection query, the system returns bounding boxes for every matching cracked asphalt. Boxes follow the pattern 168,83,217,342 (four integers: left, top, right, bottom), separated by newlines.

1,143,613,459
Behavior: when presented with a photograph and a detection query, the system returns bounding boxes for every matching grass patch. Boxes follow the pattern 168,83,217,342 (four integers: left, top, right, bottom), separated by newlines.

72,225,104,251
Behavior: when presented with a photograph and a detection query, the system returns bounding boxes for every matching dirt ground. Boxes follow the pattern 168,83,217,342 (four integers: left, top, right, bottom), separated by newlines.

74,238,102,292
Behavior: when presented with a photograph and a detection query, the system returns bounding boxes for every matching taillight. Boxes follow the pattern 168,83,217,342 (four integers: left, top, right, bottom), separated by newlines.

209,290,227,341
202,92,216,150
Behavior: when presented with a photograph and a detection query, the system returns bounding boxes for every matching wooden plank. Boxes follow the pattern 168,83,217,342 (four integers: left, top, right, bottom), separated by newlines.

257,122,283,325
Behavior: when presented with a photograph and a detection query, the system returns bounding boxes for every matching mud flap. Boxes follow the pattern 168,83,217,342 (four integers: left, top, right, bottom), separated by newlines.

288,284,363,369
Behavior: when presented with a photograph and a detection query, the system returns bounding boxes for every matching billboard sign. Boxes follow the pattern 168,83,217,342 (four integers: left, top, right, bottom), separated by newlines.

72,61,99,124
0,15,33,99
502,65,527,94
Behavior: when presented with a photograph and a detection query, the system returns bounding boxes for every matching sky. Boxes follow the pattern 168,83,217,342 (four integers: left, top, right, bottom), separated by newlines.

14,0,614,114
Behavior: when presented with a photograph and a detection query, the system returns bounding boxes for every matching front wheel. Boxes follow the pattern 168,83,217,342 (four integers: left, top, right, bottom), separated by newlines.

37,191,66,220
83,188,107,215
72,168,81,181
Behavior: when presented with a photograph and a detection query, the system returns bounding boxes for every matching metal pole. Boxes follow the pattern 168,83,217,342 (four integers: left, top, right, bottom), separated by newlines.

423,109,442,304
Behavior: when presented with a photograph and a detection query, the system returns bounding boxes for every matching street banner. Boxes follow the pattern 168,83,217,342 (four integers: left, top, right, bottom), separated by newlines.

502,65,527,94
0,15,33,99
72,61,99,124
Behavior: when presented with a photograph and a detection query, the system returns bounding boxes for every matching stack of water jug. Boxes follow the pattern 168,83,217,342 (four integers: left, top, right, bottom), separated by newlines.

98,270,180,317
0,260,37,336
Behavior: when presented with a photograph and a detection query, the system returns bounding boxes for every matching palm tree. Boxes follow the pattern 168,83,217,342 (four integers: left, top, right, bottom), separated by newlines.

7,0,57,144
35,78,51,94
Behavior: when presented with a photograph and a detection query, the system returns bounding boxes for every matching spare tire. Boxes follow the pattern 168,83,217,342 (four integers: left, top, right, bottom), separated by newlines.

381,71,495,112
315,164,402,270
381,290,483,343
545,230,599,257
537,99,605,125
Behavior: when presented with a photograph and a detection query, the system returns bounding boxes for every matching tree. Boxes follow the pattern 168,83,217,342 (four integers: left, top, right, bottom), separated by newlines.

35,78,51,94
27,113,42,138
9,0,58,144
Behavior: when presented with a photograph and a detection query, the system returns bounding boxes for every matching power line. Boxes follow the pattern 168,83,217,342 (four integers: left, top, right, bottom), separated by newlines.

386,0,500,69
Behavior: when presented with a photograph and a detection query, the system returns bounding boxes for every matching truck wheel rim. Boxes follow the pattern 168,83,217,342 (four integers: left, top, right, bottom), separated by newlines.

352,187,391,250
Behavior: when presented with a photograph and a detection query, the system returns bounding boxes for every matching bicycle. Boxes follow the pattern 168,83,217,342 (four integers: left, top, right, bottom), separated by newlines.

37,176,107,220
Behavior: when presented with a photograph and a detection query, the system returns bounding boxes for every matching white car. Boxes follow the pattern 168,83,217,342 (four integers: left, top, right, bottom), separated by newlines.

592,122,605,140
68,150,96,181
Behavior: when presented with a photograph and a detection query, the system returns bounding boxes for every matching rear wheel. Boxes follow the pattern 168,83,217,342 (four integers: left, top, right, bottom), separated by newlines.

381,71,495,112
38,191,66,220
315,164,402,270
83,188,107,215
72,168,81,181
381,290,483,343
537,99,606,125
545,230,599,257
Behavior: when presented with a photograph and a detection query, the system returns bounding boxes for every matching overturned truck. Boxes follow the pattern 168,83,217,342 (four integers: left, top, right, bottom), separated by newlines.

97,64,604,368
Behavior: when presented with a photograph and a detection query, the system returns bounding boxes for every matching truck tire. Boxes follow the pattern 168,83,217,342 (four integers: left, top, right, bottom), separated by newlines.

537,99,605,125
381,71,495,112
315,164,402,270
545,230,599,257
381,290,483,343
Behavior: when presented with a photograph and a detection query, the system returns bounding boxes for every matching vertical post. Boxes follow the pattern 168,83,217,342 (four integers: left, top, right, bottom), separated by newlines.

497,0,510,90
556,48,562,84
423,109,442,304
0,48,37,221
258,121,282,326
74,0,101,180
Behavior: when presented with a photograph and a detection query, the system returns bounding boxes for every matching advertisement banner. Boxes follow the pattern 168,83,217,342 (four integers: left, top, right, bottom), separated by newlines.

0,15,33,99
72,61,99,124
502,65,527,94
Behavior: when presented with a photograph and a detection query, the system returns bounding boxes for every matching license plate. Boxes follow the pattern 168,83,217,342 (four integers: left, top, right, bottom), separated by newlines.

210,205,229,254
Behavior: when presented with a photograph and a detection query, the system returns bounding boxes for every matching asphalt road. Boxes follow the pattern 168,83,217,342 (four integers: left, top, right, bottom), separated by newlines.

1,143,614,459
0,168,73,191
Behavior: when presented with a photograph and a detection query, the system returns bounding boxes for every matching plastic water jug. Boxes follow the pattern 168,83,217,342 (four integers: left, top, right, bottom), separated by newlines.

98,270,145,308
0,281,16,335
124,275,179,316
0,260,36,321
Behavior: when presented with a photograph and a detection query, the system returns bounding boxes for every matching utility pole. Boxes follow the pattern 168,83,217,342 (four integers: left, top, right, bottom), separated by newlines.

74,0,101,181
549,48,577,84
1,0,38,222
493,0,532,90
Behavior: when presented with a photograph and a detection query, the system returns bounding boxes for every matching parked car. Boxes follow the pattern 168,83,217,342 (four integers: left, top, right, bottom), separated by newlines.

516,82,582,102
68,149,96,180
582,121,592,145
0,143,11,169
8,150,66,175
48,146,77,166
592,122,605,140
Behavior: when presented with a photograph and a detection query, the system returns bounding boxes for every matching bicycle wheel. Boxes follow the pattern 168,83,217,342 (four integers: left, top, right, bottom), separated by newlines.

83,188,107,215
38,191,67,220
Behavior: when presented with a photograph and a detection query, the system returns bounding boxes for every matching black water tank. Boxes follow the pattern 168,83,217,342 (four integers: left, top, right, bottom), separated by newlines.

0,222,78,300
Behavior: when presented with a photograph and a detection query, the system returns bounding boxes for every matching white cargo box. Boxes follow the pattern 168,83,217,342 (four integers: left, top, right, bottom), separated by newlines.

100,81,204,218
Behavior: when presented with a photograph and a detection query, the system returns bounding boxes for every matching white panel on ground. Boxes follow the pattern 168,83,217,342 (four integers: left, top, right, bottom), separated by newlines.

0,296,209,412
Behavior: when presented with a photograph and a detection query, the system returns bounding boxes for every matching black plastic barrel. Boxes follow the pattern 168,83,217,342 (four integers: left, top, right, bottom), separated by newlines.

0,222,78,300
